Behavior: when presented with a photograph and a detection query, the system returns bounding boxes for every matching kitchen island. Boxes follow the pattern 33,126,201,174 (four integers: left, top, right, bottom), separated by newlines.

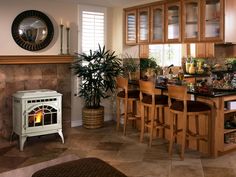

129,80,236,157
161,84,236,157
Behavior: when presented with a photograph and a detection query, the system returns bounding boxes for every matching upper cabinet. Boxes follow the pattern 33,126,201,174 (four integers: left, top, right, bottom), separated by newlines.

124,0,236,45
201,0,236,43
182,0,200,42
137,7,150,44
125,9,137,45
150,4,165,43
201,0,223,41
165,1,182,43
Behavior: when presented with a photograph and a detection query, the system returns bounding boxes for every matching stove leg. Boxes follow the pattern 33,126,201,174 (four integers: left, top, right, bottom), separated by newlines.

20,136,27,151
58,129,64,144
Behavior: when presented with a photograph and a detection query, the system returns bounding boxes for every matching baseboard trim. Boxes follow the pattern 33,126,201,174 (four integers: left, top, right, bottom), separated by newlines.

71,120,82,127
71,116,114,127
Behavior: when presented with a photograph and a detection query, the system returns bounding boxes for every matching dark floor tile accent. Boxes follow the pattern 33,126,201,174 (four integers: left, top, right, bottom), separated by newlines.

96,142,123,151
0,156,28,172
0,145,15,156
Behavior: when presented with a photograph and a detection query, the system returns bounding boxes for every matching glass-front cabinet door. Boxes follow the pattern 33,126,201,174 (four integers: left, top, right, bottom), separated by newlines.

150,4,164,43
125,9,137,44
202,0,223,41
183,0,200,42
137,7,149,44
165,1,181,43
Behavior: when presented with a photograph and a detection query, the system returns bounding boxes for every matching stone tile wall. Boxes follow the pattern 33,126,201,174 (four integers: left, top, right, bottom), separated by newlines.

0,64,71,138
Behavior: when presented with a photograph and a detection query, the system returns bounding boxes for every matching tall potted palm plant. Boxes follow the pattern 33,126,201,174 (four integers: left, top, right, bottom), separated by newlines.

71,45,122,128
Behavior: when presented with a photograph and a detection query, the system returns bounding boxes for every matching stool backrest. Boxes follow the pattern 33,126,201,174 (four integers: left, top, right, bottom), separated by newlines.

116,76,128,93
139,80,155,95
167,84,188,113
139,80,155,105
167,85,187,101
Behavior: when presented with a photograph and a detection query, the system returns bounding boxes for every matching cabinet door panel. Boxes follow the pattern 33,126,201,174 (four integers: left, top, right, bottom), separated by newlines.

125,10,137,44
150,4,164,43
201,0,224,41
165,1,182,43
183,0,200,42
138,7,150,44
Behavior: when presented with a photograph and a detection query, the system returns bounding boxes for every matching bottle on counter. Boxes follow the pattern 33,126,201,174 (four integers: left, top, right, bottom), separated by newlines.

168,68,173,80
185,57,191,74
178,67,184,81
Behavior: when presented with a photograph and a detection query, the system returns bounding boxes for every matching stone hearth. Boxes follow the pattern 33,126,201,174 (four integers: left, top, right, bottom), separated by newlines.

0,63,71,138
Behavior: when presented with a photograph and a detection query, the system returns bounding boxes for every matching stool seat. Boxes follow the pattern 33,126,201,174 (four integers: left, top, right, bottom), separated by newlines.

170,100,211,112
142,95,168,105
117,90,140,99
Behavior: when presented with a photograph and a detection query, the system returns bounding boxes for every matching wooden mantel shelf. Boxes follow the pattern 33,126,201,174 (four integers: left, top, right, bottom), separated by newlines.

0,55,74,64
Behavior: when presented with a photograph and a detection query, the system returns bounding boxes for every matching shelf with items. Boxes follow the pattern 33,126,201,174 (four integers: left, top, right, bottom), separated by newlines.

223,99,236,151
224,128,236,134
224,143,236,151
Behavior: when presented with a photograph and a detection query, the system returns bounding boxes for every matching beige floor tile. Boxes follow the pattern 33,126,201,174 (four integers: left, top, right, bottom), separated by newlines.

171,165,204,177
203,167,236,177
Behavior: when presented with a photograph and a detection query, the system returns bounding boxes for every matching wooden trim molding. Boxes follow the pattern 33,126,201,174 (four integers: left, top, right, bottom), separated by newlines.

0,55,74,64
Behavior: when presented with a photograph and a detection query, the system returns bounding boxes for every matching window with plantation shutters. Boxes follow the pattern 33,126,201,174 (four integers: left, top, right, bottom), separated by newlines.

82,11,105,54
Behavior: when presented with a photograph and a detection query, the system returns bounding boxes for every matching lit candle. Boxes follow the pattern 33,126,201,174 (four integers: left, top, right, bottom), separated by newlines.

60,19,63,25
66,21,70,28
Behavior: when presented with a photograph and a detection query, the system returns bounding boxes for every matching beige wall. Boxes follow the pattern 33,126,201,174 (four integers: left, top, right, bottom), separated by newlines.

0,0,78,55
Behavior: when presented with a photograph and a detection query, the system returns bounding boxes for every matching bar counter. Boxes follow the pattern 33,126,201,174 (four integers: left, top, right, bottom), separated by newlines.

129,80,236,157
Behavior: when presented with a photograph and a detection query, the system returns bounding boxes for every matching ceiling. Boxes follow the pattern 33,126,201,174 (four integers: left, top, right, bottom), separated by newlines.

61,0,159,7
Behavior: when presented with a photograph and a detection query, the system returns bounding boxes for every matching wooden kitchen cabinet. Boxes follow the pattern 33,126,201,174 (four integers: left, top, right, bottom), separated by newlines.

124,0,236,45
165,1,182,43
201,0,236,43
182,0,200,42
137,7,150,44
125,9,137,45
150,3,165,43
201,0,223,42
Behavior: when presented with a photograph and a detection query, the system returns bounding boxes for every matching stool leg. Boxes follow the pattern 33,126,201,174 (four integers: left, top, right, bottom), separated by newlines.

123,99,128,135
169,112,174,158
140,104,145,143
186,115,189,148
116,98,120,131
149,106,155,147
195,115,200,151
180,113,187,160
208,112,212,157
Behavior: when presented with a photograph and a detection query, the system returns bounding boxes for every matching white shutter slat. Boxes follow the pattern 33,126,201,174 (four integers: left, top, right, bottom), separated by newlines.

82,10,105,54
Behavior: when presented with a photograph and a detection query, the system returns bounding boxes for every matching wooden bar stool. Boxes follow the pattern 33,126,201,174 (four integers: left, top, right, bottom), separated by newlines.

139,80,168,147
116,76,140,135
167,85,211,160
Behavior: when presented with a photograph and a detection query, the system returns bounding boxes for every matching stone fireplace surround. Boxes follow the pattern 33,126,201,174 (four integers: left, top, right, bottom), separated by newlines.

0,55,73,138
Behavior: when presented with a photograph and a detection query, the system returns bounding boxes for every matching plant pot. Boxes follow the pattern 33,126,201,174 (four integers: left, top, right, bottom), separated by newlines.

82,106,104,129
128,72,138,81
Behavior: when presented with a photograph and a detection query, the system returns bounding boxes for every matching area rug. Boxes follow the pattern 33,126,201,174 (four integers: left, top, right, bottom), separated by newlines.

0,154,79,177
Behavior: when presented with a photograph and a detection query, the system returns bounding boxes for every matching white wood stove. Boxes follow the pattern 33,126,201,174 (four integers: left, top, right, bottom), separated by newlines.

12,89,64,151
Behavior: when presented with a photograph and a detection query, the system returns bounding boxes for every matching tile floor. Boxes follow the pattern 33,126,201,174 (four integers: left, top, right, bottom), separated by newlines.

0,121,236,177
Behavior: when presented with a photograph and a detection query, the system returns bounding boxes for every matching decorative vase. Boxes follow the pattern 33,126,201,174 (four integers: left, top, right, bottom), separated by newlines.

189,63,196,74
82,106,104,129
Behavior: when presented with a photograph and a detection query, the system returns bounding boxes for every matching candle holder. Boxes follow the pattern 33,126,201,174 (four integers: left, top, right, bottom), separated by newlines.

66,27,70,55
60,24,64,55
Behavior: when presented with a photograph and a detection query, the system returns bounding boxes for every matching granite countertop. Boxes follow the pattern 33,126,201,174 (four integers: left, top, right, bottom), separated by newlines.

129,80,236,98
155,85,236,98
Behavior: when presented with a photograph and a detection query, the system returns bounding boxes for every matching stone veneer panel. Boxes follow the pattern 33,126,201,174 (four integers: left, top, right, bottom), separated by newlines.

0,64,71,138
